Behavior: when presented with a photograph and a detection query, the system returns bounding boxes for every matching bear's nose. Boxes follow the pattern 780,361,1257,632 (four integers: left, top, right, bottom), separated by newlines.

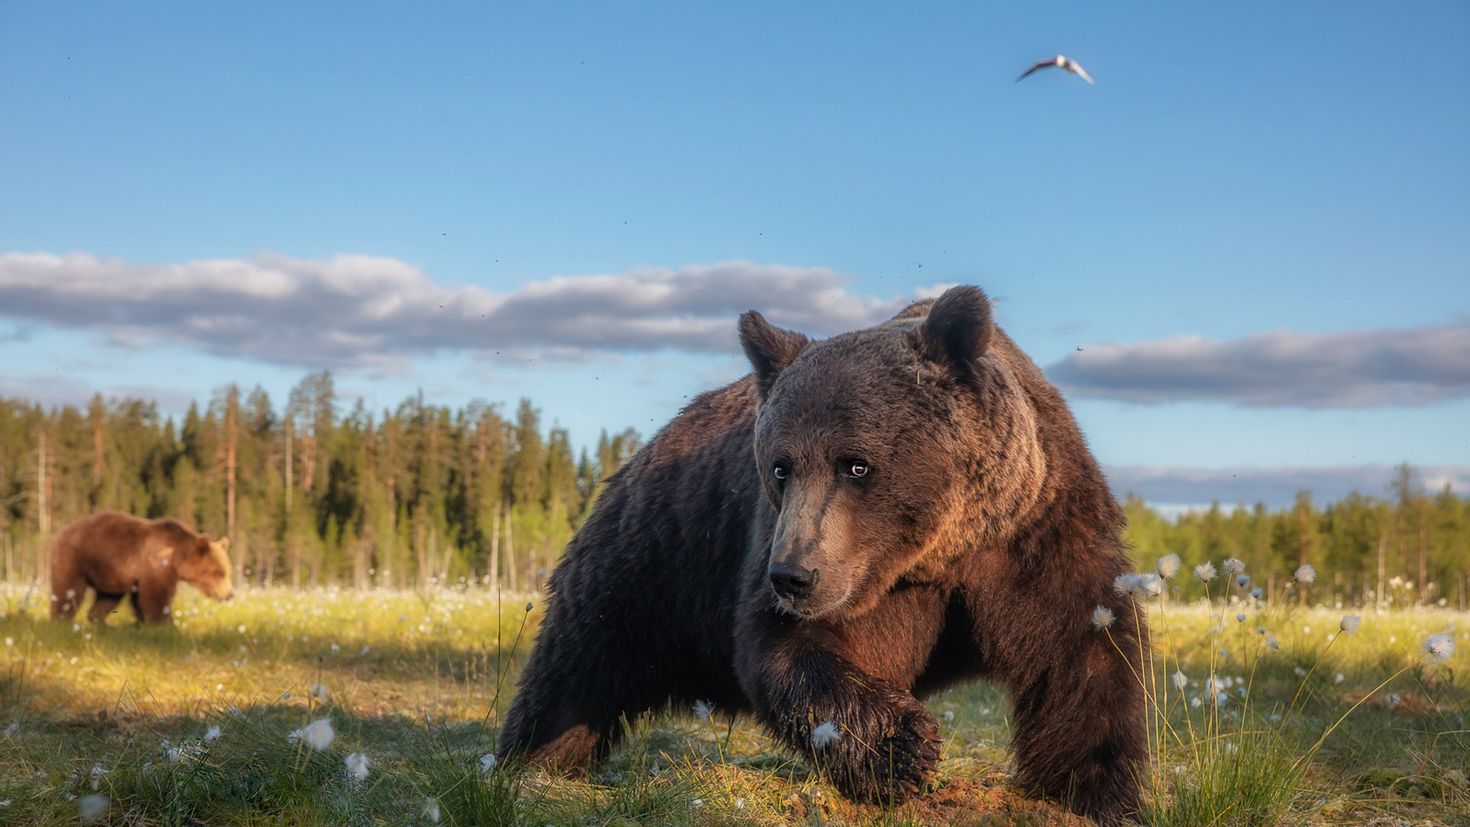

769,562,819,600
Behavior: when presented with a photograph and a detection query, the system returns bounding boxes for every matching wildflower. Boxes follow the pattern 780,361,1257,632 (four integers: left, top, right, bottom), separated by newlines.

311,683,330,704
1112,574,1140,597
811,721,842,749
1383,692,1403,711
1234,575,1251,589
1250,587,1264,601
691,798,704,810
1294,564,1316,584
1189,696,1202,709
1335,673,1345,684
79,794,108,823
301,717,335,751
1156,554,1181,579
525,602,534,613
479,753,498,775
1222,558,1245,575
423,797,441,824
1137,573,1164,599
345,752,370,782
204,724,222,741
4,637,12,647
1236,612,1246,622
1265,635,1280,651
693,700,713,720
1425,633,1455,663
1193,562,1216,583
1172,671,1188,691
236,624,246,634
1340,615,1361,634
1091,605,1115,630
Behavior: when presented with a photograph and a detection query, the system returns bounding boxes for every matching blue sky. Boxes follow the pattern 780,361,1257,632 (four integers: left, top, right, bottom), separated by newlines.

2,2,1467,507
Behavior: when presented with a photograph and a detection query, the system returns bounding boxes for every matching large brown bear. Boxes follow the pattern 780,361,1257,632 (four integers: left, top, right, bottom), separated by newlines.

499,286,1147,824
51,511,234,623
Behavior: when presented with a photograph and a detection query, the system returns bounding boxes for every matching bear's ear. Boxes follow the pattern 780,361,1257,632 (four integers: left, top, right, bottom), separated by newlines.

913,285,994,378
738,310,810,398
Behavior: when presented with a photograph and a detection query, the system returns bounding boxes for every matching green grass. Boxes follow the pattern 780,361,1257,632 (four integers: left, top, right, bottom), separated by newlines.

0,583,1466,825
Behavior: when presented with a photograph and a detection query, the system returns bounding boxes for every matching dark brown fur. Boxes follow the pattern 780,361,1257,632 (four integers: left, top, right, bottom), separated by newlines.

499,286,1147,824
50,511,234,623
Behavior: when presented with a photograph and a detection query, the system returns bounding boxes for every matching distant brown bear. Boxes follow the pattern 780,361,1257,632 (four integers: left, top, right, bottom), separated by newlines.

50,511,234,623
499,286,1148,824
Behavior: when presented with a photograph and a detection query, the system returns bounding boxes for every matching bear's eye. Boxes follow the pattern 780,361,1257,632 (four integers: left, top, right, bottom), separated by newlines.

772,462,790,481
844,460,870,479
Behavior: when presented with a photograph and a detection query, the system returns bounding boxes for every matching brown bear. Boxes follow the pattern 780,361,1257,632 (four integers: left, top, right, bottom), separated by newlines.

498,286,1148,824
50,511,234,623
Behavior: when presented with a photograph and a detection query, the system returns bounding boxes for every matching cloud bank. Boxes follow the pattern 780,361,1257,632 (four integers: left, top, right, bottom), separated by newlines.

0,252,937,367
1048,324,1470,408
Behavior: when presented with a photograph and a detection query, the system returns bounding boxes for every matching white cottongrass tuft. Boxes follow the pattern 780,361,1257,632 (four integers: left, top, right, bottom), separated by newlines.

79,794,108,823
1156,553,1181,579
1172,671,1188,691
1091,605,1115,630
811,721,842,749
1113,573,1163,600
1294,564,1316,584
204,724,222,742
1265,634,1280,651
1424,633,1455,663
311,683,330,704
301,717,335,751
345,752,370,782
479,753,499,775
1222,558,1245,574
1194,562,1216,583
693,700,714,721
423,797,441,824
1339,615,1361,634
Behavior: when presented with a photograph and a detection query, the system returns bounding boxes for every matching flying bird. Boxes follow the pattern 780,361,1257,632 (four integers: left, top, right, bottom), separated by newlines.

1017,55,1094,85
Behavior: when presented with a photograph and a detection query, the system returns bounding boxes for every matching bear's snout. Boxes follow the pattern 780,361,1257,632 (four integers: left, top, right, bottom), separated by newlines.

768,561,819,600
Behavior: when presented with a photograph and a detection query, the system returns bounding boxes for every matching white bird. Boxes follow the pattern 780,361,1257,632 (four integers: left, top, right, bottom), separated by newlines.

1017,54,1094,85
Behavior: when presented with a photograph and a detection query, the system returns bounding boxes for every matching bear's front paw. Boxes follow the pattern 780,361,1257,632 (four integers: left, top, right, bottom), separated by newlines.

816,694,941,804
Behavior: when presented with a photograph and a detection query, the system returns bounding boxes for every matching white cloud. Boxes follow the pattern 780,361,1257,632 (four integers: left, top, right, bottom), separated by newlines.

1048,324,1470,408
0,252,941,367
1105,464,1470,509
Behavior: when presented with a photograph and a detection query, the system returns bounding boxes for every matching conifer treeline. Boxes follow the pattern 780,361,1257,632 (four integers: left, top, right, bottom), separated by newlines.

2,376,1467,606
0,371,641,590
1123,466,1470,610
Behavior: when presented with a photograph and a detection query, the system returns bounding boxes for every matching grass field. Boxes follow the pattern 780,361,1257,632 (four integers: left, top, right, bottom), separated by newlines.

0,583,1466,826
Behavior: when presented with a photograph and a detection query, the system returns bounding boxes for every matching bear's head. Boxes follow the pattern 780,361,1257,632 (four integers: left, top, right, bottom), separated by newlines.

740,285,1047,619
177,535,235,600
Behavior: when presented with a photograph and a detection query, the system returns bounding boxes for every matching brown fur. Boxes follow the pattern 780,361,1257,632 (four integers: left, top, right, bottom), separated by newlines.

499,286,1147,824
50,511,234,623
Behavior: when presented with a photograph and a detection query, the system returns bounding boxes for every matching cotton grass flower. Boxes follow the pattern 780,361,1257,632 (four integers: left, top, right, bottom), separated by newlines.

1265,634,1280,651
1424,633,1455,663
479,753,498,775
345,752,370,782
423,797,441,824
204,724,222,742
79,794,108,823
693,700,713,720
301,717,335,751
1294,564,1316,584
1222,557,1245,574
1234,574,1251,589
1113,573,1163,600
1194,562,1216,583
1156,553,1181,579
811,721,842,749
1091,605,1115,630
1340,615,1361,634
1172,671,1188,691
311,682,330,704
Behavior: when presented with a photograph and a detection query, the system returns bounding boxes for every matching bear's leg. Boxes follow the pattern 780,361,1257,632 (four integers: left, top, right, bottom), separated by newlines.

1002,600,1147,826
50,577,85,619
498,606,653,772
88,592,124,623
738,589,948,803
135,582,177,624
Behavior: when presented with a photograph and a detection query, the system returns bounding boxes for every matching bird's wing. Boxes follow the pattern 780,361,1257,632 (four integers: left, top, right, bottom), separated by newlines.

1069,61,1095,84
1015,60,1054,82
